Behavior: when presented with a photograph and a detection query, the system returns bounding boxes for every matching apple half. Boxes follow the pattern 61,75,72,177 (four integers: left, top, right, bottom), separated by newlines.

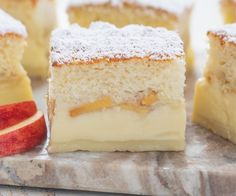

0,101,37,130
0,111,47,157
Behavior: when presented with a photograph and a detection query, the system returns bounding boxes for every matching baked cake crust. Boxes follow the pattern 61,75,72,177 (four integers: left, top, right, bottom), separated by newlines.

68,0,192,20
208,24,236,45
50,22,184,67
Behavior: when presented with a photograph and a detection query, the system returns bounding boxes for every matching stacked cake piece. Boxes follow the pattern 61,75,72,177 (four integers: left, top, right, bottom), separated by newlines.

193,24,236,144
67,0,193,69
48,22,186,153
0,9,32,106
0,10,46,157
0,0,57,78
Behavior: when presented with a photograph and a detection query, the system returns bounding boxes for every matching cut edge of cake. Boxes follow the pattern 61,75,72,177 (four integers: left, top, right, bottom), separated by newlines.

0,0,58,78
193,24,236,144
0,9,33,106
0,9,27,78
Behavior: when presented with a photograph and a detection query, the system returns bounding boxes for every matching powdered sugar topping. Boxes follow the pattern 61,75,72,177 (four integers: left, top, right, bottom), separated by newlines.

209,24,236,44
0,10,27,38
50,22,184,66
68,0,192,16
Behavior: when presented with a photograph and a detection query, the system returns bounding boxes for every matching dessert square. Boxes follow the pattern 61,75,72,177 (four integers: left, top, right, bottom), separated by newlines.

48,22,186,153
0,9,32,105
0,0,57,78
193,24,236,144
67,0,193,70
221,0,236,24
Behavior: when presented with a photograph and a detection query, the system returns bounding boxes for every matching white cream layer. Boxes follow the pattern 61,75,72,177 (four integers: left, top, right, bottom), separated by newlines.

193,79,236,143
50,102,186,144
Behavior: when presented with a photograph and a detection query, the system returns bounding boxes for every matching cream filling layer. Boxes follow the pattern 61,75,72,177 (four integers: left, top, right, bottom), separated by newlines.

193,79,236,143
50,102,186,144
0,76,33,106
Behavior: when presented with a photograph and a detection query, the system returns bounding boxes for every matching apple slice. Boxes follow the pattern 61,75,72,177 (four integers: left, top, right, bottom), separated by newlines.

0,101,37,130
0,111,47,157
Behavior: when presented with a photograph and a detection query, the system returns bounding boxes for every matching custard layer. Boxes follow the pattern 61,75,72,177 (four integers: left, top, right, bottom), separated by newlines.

0,76,33,106
49,102,186,152
193,79,236,143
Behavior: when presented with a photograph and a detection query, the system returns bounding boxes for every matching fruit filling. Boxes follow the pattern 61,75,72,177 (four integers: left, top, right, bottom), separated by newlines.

69,91,158,117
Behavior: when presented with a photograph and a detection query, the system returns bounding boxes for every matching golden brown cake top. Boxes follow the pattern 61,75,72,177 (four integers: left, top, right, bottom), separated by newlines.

0,9,27,38
50,22,184,66
68,0,192,16
208,24,236,45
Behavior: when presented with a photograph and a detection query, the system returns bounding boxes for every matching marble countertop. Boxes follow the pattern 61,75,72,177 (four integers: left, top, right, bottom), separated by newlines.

0,185,128,196
1,73,236,196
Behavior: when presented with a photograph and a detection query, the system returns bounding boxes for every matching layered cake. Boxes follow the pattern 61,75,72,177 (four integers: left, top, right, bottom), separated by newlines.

48,22,186,153
67,0,194,70
0,10,32,106
221,0,236,24
193,24,236,144
0,0,57,78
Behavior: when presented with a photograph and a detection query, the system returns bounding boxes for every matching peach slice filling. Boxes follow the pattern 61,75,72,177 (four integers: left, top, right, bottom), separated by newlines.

69,96,113,117
140,91,158,106
69,91,158,117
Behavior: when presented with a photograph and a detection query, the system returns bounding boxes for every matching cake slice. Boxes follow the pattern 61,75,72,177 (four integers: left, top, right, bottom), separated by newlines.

0,9,32,106
67,0,193,70
221,0,236,24
48,22,186,153
0,0,57,78
193,24,236,144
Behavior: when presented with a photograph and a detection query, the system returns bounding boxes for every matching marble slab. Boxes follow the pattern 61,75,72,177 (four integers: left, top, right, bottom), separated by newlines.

1,73,236,196
0,185,123,196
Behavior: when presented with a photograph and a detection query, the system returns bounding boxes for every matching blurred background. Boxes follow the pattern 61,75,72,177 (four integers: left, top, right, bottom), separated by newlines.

57,0,224,74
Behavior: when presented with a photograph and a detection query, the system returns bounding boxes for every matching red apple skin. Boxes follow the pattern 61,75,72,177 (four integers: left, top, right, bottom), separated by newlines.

0,101,37,130
0,114,47,157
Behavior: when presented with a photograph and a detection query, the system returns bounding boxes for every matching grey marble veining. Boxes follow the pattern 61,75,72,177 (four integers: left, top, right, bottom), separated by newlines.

0,185,128,196
1,74,236,196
